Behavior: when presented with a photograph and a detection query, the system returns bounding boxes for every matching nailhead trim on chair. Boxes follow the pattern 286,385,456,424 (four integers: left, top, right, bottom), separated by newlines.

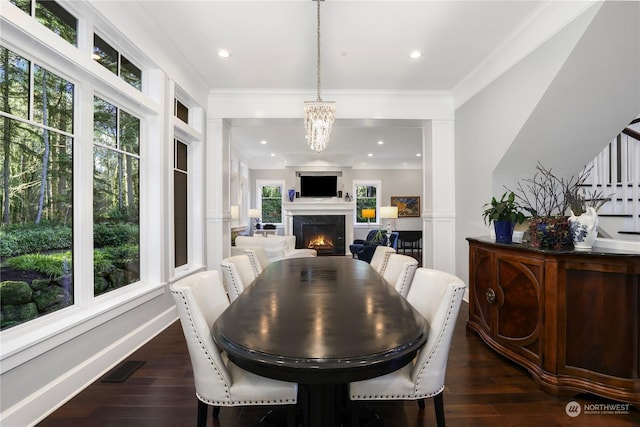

245,251,262,277
350,389,443,400
220,263,243,301
378,251,394,274
350,285,463,401
171,290,231,400
413,287,464,393
396,263,418,296
173,288,297,406
197,394,297,406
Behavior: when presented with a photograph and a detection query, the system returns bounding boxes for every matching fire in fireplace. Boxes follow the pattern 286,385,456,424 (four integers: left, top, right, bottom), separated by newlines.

293,215,345,256
303,225,336,254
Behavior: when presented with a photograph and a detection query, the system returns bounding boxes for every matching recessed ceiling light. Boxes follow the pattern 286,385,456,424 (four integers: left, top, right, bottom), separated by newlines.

218,49,230,58
409,50,422,59
416,153,422,157
368,153,373,157
260,140,268,145
377,140,384,145
270,153,276,157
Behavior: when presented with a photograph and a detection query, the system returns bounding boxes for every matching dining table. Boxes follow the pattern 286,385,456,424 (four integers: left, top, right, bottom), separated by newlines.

211,256,428,427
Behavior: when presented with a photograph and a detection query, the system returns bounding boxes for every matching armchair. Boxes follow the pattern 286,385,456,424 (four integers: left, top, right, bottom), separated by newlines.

349,229,379,258
355,231,398,264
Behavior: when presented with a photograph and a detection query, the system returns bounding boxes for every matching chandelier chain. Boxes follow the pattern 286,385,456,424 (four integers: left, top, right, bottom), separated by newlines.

316,0,321,101
304,0,334,153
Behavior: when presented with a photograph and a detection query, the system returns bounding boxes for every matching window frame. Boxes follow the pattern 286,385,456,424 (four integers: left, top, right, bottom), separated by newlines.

0,3,168,360
353,180,382,226
170,85,204,279
256,179,284,225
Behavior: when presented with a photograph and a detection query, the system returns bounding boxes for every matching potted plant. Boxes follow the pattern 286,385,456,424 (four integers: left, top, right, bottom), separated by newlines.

482,191,526,244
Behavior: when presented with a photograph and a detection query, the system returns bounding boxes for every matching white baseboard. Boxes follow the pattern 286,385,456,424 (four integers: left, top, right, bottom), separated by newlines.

1,307,177,427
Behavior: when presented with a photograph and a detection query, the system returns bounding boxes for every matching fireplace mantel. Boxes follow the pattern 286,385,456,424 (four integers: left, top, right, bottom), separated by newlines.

283,200,356,255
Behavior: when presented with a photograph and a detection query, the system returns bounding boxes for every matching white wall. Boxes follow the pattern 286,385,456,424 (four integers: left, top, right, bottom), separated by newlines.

455,2,640,285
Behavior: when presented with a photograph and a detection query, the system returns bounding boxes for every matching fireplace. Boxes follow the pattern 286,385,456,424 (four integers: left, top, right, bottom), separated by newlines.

293,215,345,256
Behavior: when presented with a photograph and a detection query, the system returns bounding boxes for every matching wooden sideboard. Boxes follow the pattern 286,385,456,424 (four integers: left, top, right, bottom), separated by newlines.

467,237,640,405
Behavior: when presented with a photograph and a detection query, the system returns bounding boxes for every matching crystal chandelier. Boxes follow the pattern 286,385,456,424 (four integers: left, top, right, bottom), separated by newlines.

304,0,335,153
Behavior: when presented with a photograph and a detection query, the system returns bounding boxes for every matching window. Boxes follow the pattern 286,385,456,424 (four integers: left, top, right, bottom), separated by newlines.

10,0,77,46
174,139,188,267
0,46,75,329
93,96,140,296
354,181,381,224
257,181,283,224
174,98,188,124
93,34,142,91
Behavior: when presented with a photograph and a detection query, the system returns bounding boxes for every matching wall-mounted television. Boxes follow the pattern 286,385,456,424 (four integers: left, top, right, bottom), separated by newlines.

300,175,337,197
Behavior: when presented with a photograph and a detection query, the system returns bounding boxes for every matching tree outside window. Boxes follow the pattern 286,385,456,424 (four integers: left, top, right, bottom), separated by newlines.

93,96,140,296
1,46,75,330
354,182,381,224
258,182,282,224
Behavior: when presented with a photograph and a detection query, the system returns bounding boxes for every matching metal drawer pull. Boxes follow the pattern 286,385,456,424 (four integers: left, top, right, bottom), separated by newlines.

486,288,496,304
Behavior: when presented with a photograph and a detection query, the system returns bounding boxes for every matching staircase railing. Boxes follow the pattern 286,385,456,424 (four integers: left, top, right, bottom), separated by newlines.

584,119,640,233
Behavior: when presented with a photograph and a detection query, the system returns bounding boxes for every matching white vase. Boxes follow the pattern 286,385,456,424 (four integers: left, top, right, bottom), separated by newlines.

569,207,598,250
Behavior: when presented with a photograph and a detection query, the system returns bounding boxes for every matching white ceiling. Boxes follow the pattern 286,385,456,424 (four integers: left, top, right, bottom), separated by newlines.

135,0,544,168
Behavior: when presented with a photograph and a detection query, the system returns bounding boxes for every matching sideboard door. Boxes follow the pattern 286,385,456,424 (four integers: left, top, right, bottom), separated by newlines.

494,254,544,364
469,245,494,336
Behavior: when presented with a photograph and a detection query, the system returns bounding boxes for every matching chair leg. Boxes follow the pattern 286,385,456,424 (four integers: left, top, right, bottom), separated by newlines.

351,400,359,427
417,398,425,409
433,391,446,427
212,406,221,418
197,400,207,427
286,405,296,427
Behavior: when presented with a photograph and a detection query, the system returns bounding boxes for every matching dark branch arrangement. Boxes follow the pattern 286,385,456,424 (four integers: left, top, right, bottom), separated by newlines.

507,162,611,217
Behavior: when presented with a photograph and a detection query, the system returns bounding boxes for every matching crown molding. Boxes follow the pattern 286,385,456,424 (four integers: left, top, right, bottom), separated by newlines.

452,1,601,109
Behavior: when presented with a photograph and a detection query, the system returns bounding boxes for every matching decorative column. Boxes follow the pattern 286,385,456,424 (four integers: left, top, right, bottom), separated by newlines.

422,120,456,273
205,118,231,269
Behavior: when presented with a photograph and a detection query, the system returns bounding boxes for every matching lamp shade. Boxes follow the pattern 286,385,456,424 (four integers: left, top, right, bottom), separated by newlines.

362,208,376,219
248,209,261,218
380,206,398,219
231,205,239,219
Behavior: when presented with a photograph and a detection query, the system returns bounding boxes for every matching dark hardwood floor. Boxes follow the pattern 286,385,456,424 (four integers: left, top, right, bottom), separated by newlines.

38,301,639,427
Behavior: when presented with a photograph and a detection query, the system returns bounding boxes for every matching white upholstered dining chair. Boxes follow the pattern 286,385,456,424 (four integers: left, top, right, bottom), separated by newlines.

220,254,256,302
170,270,298,427
244,246,270,277
382,253,418,298
369,245,395,274
349,268,466,427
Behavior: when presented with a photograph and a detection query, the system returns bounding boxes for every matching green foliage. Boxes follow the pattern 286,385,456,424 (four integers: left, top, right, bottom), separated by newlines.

0,281,33,305
0,225,72,257
260,186,282,223
3,252,72,278
93,250,115,276
93,222,139,247
101,245,138,268
355,185,377,222
482,192,526,225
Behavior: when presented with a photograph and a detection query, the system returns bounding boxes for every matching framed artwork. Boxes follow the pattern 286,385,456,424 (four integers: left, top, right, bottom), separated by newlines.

391,196,420,217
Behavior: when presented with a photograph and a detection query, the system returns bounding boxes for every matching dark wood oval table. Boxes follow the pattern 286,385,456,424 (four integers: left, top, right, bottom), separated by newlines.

212,257,427,427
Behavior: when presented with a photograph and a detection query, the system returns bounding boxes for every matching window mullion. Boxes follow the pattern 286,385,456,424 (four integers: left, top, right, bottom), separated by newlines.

28,62,34,122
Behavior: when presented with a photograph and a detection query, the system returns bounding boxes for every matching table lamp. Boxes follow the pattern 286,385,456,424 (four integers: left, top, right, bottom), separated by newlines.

230,205,239,220
380,206,398,246
362,208,375,228
248,208,261,235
